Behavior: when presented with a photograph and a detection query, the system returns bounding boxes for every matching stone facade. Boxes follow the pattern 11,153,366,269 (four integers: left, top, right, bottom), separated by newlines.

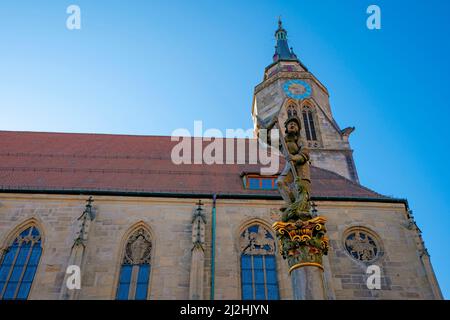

0,193,442,300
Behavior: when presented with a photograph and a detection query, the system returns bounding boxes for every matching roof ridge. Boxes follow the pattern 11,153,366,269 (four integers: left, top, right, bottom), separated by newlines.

0,130,170,138
0,130,263,141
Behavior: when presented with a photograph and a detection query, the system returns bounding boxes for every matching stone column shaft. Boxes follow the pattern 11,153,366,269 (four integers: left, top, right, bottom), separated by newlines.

291,266,325,300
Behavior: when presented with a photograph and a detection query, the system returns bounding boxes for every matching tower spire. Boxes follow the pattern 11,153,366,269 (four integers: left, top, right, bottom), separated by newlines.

273,18,298,63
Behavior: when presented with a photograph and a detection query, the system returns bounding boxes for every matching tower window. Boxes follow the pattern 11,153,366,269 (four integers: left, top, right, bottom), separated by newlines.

287,104,297,118
0,226,42,300
302,107,317,141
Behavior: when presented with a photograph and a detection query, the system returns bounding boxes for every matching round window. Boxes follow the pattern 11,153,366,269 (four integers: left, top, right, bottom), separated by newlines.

344,229,380,262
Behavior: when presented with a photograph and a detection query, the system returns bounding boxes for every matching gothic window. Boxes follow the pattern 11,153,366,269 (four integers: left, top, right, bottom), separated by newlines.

116,228,152,300
239,224,279,300
344,228,380,262
0,226,42,300
302,105,317,142
286,104,297,118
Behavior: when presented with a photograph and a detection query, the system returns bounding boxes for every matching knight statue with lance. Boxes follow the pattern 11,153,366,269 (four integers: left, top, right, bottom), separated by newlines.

257,106,329,287
257,108,313,222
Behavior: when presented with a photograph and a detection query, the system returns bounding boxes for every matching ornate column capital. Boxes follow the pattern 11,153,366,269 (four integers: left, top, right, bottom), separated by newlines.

273,216,329,271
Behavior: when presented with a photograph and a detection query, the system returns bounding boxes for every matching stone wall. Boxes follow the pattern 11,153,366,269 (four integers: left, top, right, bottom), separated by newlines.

310,150,354,181
0,193,441,300
320,201,440,299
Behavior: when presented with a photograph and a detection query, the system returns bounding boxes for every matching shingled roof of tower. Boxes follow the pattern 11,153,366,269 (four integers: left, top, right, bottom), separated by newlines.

0,131,390,199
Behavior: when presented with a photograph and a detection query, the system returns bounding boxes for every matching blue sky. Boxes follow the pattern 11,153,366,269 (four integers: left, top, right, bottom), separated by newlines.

0,0,449,298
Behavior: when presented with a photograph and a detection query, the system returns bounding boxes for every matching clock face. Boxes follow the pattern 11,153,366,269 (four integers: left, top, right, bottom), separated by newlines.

283,80,312,99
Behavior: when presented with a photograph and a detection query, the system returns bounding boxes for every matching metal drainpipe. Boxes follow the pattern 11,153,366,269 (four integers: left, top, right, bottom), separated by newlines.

210,194,217,300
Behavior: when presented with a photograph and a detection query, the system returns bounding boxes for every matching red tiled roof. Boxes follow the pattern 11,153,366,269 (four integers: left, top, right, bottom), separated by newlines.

0,131,388,199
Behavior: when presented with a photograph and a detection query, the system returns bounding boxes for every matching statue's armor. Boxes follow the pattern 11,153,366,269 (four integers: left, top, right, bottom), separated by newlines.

297,147,311,182
282,138,311,182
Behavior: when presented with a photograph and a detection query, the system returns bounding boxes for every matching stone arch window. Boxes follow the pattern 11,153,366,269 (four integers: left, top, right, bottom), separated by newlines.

116,228,152,300
302,104,317,142
343,227,381,263
239,224,279,300
0,226,42,300
286,103,298,119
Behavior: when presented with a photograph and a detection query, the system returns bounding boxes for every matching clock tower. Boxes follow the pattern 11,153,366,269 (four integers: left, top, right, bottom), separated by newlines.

252,19,359,183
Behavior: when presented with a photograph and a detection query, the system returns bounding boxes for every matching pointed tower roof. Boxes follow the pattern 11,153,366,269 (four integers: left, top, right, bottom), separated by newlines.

273,18,298,62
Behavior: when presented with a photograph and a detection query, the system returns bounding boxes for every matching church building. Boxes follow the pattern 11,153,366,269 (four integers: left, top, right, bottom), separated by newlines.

0,21,442,300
